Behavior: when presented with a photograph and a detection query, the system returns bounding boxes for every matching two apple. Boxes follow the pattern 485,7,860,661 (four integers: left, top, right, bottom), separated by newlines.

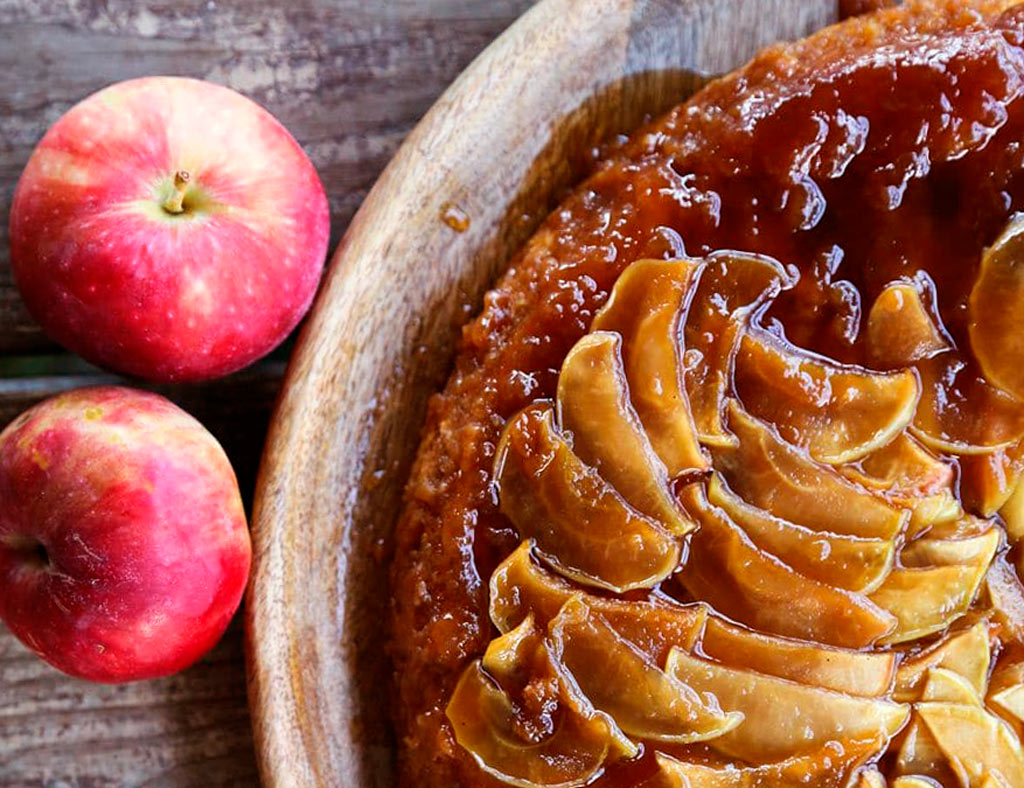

0,77,330,681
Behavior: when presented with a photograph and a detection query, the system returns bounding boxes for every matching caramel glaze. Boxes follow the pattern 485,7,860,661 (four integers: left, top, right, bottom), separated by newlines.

390,2,1024,785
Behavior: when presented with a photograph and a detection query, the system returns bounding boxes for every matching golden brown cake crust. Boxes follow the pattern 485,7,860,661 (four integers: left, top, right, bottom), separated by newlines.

389,2,1024,785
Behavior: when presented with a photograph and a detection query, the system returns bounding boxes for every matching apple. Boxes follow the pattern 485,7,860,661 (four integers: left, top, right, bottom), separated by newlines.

0,386,251,682
8,76,330,382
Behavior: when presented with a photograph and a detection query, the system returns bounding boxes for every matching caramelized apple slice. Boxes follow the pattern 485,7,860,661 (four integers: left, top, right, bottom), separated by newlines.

905,492,965,538
857,432,954,495
918,702,1024,787
866,279,950,369
970,215,1024,400
708,474,894,593
591,259,708,476
665,647,909,762
842,432,962,536
714,401,908,540
992,684,1024,726
894,621,993,701
891,777,945,788
683,251,795,447
489,542,706,664
558,331,691,534
700,617,896,697
960,442,1024,517
894,718,961,785
926,513,996,541
871,560,994,645
901,527,1002,568
984,557,1024,643
446,616,635,788
911,352,1024,454
549,597,741,743
680,485,896,647
733,327,920,464
494,403,680,592
989,662,1024,728
1001,480,1024,543
922,667,984,705
854,770,886,788
650,739,883,788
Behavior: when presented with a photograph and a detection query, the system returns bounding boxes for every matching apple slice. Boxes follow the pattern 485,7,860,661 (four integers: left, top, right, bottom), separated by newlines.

871,560,994,645
489,541,706,664
925,513,999,541
649,738,884,788
857,432,956,497
900,527,1002,568
446,616,635,788
918,702,1024,787
733,326,920,464
714,401,908,540
869,525,998,644
894,717,961,786
707,473,894,592
866,279,950,369
700,616,896,697
911,352,1024,455
989,662,1024,729
664,647,909,762
969,214,1024,400
891,777,945,788
591,259,708,476
683,251,795,447
894,621,993,701
984,556,1024,642
842,432,962,537
494,403,680,592
922,667,984,705
682,251,794,446
1001,479,1024,542
557,331,691,534
960,442,1024,517
679,485,896,647
548,597,741,743
992,684,1024,726
853,770,886,788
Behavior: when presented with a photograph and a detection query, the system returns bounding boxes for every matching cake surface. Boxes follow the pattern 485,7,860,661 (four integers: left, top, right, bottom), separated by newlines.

390,2,1024,785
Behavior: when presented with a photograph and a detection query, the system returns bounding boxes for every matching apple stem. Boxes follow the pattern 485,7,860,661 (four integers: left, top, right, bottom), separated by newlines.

162,170,191,215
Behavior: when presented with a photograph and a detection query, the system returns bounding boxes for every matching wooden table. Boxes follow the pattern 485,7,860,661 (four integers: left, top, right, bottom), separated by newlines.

0,1,535,784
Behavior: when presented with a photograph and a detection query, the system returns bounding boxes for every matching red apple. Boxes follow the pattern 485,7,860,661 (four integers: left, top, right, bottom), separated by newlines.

0,386,251,682
9,76,330,382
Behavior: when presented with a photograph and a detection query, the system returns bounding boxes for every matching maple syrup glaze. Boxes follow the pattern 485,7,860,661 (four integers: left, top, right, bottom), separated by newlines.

391,2,1024,786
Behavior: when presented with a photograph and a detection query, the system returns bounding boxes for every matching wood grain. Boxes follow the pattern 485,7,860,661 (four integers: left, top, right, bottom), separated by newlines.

0,1,537,785
246,1,839,786
0,618,256,788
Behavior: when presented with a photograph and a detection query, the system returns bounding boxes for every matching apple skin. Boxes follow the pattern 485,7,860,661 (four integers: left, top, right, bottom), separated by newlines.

0,386,251,682
9,76,330,382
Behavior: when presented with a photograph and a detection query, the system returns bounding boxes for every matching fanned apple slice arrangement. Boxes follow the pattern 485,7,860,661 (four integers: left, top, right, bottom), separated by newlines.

446,234,1024,787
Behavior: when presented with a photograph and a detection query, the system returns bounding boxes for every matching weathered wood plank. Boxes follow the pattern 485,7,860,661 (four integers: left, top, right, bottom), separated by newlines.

0,615,257,788
0,0,538,352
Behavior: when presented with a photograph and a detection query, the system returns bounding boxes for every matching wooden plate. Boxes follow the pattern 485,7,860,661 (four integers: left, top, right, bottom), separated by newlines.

245,0,838,785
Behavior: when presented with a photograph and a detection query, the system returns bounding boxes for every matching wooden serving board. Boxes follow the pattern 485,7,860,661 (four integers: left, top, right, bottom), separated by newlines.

246,1,838,786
